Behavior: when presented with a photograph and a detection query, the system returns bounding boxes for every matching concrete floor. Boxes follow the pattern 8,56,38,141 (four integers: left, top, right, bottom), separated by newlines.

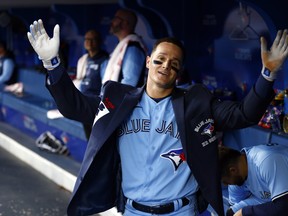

0,146,71,216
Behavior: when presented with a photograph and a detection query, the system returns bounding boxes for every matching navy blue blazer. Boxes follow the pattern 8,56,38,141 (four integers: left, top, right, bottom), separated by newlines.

47,65,274,216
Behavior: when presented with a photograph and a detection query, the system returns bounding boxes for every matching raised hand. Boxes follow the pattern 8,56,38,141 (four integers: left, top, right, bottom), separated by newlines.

27,19,60,70
261,29,288,81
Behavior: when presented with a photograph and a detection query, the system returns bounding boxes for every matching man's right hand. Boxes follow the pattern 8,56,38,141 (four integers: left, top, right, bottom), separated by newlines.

27,19,61,70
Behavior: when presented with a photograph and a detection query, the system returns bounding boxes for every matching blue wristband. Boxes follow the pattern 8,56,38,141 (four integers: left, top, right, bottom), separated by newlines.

261,67,276,81
42,55,61,70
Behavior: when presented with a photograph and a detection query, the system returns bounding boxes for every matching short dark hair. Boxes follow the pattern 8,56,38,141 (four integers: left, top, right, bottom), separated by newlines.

151,37,186,63
85,29,102,43
218,146,241,177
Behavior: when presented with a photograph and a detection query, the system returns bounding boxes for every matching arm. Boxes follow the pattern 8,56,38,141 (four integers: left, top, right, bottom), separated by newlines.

27,19,100,125
121,44,146,86
212,77,275,130
229,195,263,214
0,59,14,83
241,194,288,216
100,59,108,81
227,184,249,216
213,30,288,130
229,185,252,205
240,152,288,216
73,54,88,90
226,185,262,215
46,64,100,124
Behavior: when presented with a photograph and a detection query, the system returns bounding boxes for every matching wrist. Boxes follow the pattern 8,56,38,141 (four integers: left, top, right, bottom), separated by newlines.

42,55,61,70
261,66,276,81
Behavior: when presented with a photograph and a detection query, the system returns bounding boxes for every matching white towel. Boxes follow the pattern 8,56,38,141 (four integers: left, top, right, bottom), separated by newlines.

102,34,146,84
73,53,88,89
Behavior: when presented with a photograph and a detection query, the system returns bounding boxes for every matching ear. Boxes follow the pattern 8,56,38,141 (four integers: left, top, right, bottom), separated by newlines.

146,56,151,69
229,166,238,174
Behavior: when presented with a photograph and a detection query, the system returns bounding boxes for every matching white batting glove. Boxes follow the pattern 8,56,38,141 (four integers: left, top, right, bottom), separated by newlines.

261,29,288,81
27,19,60,70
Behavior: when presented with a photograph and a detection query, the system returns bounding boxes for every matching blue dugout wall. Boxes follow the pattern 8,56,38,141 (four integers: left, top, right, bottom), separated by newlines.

0,0,287,161
0,0,287,99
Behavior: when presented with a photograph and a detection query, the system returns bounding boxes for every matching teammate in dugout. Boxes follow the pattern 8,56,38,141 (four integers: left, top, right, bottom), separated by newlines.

218,144,288,216
27,19,288,216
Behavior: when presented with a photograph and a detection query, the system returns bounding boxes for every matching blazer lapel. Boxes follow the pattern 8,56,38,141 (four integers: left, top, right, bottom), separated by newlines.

109,87,143,130
93,86,144,147
172,88,187,154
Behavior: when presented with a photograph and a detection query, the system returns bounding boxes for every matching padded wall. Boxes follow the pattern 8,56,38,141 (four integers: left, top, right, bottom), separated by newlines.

1,0,287,99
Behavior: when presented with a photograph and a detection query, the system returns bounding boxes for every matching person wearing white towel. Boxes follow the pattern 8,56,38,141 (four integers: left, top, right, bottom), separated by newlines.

102,8,147,87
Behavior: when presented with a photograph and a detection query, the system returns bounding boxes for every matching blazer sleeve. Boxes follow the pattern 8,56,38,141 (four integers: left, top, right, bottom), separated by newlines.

46,64,101,125
242,194,288,216
212,75,275,130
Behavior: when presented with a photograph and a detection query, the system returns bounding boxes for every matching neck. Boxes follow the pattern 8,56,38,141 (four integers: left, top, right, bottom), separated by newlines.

146,82,174,99
240,153,248,180
117,31,133,41
88,50,99,57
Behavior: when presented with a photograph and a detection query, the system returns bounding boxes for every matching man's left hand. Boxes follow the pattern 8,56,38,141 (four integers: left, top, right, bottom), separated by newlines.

233,208,243,216
261,29,288,81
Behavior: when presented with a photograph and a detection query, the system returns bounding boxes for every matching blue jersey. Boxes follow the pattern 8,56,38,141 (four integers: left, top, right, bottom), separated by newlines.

229,143,288,212
0,56,16,85
102,40,146,87
120,43,146,87
80,50,108,96
228,185,263,212
117,91,197,205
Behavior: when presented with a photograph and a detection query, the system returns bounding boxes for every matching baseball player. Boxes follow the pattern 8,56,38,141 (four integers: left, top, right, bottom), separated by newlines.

219,144,288,216
27,18,288,216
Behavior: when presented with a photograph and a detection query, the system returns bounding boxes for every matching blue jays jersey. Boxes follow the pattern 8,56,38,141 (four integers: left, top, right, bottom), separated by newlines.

0,56,16,85
117,91,197,205
47,65,276,215
228,185,263,212
80,50,108,96
242,144,288,202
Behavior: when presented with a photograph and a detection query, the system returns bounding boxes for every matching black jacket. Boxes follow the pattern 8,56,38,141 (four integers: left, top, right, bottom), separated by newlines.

46,65,274,216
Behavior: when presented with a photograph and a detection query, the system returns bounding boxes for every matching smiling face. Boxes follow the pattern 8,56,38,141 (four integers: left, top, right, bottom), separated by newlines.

146,42,183,97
